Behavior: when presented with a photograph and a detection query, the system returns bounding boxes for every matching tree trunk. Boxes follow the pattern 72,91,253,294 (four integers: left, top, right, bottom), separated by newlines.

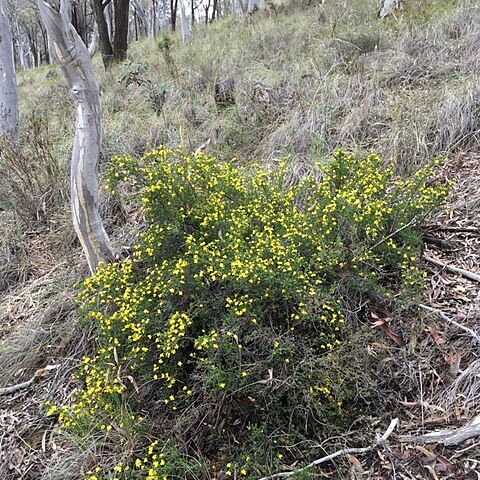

170,0,178,31
379,0,398,18
211,0,218,21
132,0,148,37
204,0,210,24
113,0,129,62
37,0,114,272
92,0,114,68
179,0,189,42
88,22,98,56
247,0,263,13
0,0,19,141
147,0,155,38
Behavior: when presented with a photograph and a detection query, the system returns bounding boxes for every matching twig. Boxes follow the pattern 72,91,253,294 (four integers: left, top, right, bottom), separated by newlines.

371,219,417,251
258,418,398,480
400,415,480,446
423,255,480,283
0,365,60,396
419,304,480,343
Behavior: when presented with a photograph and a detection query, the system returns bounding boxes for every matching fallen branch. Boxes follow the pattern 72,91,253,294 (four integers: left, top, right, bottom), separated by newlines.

400,415,480,446
0,365,60,396
259,418,398,480
422,235,455,250
419,304,480,344
423,255,480,283
423,225,479,234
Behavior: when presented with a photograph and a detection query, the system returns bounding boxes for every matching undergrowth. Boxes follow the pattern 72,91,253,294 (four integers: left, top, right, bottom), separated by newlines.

50,148,447,479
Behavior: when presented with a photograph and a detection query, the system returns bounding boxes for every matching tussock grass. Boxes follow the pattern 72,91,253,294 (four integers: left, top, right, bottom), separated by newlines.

13,0,477,176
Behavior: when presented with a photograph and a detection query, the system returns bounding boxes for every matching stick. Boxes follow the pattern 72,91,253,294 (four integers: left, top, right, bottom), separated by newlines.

423,255,480,283
400,415,480,446
0,365,60,396
371,219,417,251
423,225,479,234
194,138,211,156
419,304,480,343
0,377,35,395
259,418,398,480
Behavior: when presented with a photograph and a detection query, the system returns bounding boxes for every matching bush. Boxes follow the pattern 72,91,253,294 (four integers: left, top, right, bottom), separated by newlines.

59,149,447,478
0,114,67,226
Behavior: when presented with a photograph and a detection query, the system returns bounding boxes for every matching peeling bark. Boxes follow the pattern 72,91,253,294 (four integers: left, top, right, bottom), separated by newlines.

37,0,114,272
0,0,19,141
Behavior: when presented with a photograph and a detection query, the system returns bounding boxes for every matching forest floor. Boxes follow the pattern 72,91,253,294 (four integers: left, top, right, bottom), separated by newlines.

1,0,480,478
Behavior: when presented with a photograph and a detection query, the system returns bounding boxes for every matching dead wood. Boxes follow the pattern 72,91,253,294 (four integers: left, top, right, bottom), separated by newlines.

424,255,480,283
400,416,480,446
258,418,398,480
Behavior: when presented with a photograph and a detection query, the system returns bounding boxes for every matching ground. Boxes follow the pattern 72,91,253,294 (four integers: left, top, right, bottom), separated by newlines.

0,0,480,478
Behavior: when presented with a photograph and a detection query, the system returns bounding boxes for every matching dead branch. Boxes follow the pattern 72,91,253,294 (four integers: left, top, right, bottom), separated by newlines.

400,415,480,446
0,365,60,396
0,377,35,395
419,304,480,344
423,225,479,234
424,255,480,283
258,418,398,480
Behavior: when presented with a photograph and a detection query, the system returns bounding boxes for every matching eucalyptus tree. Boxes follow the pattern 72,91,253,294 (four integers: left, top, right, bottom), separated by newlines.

0,0,19,141
37,0,114,271
179,0,189,42
92,0,130,68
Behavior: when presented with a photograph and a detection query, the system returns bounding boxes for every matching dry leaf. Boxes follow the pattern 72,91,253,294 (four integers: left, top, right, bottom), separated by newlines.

346,453,364,473
376,357,394,374
415,445,436,462
371,312,405,347
426,326,446,346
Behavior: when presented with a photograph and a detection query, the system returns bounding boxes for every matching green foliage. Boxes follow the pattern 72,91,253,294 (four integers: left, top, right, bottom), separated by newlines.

120,61,171,116
60,149,447,478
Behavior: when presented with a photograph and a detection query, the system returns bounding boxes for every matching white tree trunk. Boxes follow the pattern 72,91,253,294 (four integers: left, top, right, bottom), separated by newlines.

147,0,156,38
180,0,189,43
88,23,98,57
0,0,19,141
37,0,114,272
132,0,149,37
380,0,398,18
247,0,263,13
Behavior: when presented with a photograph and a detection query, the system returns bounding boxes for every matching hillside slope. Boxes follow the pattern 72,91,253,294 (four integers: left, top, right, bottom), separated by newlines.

0,1,479,478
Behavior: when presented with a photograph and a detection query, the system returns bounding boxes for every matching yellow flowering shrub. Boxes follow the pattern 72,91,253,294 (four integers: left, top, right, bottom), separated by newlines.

60,149,447,478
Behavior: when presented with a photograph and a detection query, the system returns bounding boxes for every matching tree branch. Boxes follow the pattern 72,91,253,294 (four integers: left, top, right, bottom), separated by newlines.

419,304,480,343
259,418,398,480
400,415,480,446
424,255,480,283
0,365,60,395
